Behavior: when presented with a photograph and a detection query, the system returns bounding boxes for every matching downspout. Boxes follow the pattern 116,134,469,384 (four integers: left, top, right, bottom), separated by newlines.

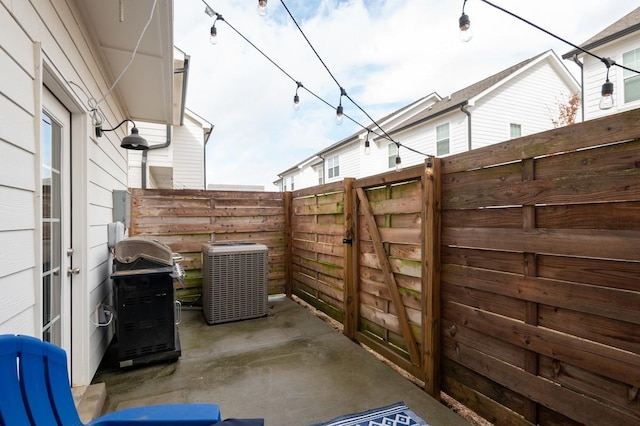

572,54,584,122
141,54,190,188
461,103,472,151
203,126,212,190
141,125,172,189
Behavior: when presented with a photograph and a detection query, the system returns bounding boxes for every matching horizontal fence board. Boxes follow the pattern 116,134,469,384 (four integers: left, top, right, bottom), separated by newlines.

538,305,640,354
537,255,640,292
444,300,640,387
443,263,640,325
443,227,640,261
441,360,531,425
443,171,640,209
536,201,640,229
538,356,640,418
444,340,639,425
442,110,640,173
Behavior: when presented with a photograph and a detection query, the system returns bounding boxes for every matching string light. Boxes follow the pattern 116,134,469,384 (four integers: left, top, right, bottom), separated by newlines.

459,0,473,42
257,0,268,17
364,130,371,155
395,144,402,171
336,87,346,125
293,81,303,111
209,14,223,45
600,58,615,110
199,0,432,159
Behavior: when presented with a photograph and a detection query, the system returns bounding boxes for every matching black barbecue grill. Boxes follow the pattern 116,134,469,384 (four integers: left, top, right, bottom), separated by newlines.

111,237,183,367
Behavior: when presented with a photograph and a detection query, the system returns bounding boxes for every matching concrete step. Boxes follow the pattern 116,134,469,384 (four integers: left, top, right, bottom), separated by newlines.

72,382,106,423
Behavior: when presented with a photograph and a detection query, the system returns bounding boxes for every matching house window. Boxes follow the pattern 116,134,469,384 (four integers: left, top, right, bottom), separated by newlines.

388,143,398,168
327,155,339,179
291,175,295,191
623,48,640,103
510,123,522,138
436,123,450,155
317,168,324,185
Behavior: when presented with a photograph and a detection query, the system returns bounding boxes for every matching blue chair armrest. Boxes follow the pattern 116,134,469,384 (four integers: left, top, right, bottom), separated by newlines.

89,403,221,425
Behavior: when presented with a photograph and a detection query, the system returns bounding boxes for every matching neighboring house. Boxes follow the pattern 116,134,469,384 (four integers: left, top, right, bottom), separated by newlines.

276,50,580,190
562,6,640,120
0,1,181,386
129,108,213,190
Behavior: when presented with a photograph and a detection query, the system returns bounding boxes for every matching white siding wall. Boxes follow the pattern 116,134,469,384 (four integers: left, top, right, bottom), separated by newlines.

0,1,131,385
173,115,205,189
582,35,640,120
472,61,578,149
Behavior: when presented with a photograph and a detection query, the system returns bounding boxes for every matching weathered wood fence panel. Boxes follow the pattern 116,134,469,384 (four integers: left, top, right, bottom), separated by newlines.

129,189,286,299
440,110,640,425
290,181,348,321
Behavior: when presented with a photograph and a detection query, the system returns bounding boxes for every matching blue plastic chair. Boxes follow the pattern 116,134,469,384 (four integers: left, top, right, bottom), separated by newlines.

0,334,221,425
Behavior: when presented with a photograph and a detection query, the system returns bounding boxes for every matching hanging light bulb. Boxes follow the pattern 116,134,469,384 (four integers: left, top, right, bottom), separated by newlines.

395,154,402,171
364,130,371,155
336,87,346,125
459,0,473,42
600,80,614,110
293,81,303,111
209,24,218,45
257,0,268,17
336,105,344,125
599,58,615,110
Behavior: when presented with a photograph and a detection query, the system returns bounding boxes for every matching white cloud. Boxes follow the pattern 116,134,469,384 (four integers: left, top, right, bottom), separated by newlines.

174,0,639,189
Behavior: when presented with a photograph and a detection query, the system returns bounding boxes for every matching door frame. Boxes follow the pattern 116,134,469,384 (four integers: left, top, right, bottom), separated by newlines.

41,87,72,361
41,61,90,386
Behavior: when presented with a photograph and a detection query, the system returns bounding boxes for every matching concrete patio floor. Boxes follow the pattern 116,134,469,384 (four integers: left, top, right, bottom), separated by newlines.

92,295,471,425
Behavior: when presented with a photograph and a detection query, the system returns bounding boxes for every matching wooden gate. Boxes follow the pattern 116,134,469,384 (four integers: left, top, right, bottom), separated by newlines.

349,163,441,394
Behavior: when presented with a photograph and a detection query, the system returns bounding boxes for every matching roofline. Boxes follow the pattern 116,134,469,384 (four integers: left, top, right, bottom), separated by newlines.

562,25,640,59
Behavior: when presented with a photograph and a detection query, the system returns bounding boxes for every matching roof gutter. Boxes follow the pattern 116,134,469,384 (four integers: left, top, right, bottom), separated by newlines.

141,124,172,189
174,55,191,126
460,103,472,151
571,54,585,122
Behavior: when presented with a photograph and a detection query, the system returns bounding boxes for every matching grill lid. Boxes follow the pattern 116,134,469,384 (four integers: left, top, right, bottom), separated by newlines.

115,237,173,267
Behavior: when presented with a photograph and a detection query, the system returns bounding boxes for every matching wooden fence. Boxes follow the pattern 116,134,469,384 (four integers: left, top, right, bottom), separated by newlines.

128,108,640,425
439,111,640,425
129,189,287,299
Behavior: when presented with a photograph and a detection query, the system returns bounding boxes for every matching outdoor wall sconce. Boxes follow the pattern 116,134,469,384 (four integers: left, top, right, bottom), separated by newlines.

95,119,149,150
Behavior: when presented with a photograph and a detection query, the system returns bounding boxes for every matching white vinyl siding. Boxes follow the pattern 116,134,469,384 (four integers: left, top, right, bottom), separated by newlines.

0,1,135,385
472,60,575,147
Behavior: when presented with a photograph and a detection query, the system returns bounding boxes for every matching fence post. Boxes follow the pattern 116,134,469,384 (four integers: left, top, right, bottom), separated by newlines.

423,157,442,398
342,178,356,338
284,191,293,298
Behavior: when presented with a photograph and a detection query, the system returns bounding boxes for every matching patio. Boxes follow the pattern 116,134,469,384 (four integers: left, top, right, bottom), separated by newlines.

90,295,470,425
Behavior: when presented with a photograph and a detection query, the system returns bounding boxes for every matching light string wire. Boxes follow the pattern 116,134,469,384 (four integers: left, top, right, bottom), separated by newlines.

278,0,431,157
95,0,159,107
478,0,640,74
201,0,429,157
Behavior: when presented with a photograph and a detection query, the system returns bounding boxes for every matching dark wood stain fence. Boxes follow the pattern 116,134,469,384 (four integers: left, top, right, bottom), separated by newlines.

128,109,640,425
439,111,640,425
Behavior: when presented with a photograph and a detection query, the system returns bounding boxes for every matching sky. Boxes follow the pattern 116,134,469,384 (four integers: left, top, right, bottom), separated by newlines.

173,0,638,190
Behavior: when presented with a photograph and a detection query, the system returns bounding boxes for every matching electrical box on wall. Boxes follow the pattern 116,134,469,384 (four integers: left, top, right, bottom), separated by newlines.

113,190,130,228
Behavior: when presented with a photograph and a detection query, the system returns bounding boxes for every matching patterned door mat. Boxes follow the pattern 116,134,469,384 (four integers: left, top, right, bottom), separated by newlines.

312,401,430,426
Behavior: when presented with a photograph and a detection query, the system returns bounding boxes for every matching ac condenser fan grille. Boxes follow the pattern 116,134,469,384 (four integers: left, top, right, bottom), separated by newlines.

202,243,268,324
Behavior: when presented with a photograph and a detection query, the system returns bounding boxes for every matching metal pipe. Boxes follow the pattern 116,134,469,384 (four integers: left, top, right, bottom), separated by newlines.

460,103,472,151
571,54,585,122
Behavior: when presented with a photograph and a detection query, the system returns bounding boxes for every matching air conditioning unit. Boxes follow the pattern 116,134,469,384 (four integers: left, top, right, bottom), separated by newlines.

201,242,268,325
